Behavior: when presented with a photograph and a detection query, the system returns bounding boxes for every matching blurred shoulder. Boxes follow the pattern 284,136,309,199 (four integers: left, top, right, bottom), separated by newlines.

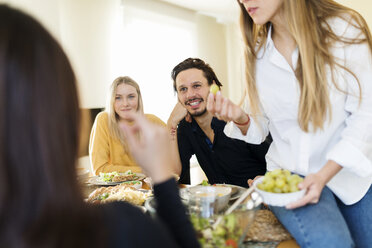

145,114,166,127
95,112,109,126
102,201,143,218
101,202,178,247
96,112,108,120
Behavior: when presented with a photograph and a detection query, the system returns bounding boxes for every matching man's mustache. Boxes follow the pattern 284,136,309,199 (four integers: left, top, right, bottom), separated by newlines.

185,97,204,105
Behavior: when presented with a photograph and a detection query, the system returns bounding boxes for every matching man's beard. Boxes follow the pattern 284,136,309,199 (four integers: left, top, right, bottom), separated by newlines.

189,107,207,117
184,97,207,117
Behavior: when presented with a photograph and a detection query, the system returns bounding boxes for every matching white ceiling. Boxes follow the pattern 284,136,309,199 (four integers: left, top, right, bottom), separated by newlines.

159,0,240,23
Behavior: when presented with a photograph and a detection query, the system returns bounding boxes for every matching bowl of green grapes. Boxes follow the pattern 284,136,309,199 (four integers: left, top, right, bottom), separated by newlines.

253,169,305,207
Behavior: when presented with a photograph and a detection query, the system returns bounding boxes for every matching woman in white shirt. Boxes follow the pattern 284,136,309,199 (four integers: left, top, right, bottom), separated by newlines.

207,0,372,247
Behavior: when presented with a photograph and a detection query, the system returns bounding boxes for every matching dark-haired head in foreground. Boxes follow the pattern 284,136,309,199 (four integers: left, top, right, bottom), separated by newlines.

0,4,106,247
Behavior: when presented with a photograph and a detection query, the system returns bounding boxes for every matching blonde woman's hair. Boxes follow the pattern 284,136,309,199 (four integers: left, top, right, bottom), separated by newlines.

237,0,372,132
106,76,144,146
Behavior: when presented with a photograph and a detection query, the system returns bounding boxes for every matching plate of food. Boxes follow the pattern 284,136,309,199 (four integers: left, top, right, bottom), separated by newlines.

120,180,142,189
88,170,145,186
87,183,152,205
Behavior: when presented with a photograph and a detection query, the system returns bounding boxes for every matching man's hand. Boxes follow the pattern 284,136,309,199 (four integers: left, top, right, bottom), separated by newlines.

168,102,190,128
167,102,190,139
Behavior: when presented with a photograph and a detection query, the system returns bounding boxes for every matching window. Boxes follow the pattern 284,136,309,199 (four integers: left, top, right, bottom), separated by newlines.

110,4,197,122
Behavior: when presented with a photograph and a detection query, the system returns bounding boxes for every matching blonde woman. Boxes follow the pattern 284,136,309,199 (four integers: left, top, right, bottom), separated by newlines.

207,0,372,247
89,76,165,175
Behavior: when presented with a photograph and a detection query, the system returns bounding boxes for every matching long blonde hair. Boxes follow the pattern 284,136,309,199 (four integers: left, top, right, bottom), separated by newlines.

106,76,144,146
238,0,372,132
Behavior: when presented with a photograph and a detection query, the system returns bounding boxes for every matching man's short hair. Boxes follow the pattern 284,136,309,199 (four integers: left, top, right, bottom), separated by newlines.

171,58,223,92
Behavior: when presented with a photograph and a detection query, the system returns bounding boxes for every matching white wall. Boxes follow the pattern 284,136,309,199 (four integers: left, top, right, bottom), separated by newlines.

1,0,370,110
336,0,372,29
58,0,121,109
114,0,198,122
224,22,245,105
0,0,234,117
195,14,228,96
0,0,61,40
0,0,122,109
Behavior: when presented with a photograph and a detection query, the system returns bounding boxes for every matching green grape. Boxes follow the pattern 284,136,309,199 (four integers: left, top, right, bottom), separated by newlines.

283,169,291,177
263,183,274,192
282,184,290,193
265,178,275,188
262,176,268,183
275,178,285,188
270,169,282,177
273,187,282,193
264,172,273,179
257,183,266,191
210,84,219,95
292,174,302,181
288,175,297,183
289,185,299,193
276,174,286,182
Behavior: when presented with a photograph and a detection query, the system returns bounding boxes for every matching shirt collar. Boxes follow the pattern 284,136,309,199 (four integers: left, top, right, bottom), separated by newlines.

265,24,274,50
264,24,299,71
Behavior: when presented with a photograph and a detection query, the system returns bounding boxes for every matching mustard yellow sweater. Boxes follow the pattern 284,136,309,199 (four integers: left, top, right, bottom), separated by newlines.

89,112,165,175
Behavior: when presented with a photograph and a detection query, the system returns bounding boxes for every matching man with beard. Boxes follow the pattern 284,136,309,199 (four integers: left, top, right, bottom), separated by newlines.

167,58,270,187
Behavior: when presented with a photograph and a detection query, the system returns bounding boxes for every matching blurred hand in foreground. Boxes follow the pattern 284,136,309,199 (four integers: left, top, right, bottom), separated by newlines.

120,112,173,184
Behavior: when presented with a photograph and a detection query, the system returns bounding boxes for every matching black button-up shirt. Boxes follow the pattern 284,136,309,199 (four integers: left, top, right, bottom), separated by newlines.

177,117,269,187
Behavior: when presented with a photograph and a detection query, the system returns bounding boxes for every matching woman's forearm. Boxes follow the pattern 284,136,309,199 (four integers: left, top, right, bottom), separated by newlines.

317,160,343,185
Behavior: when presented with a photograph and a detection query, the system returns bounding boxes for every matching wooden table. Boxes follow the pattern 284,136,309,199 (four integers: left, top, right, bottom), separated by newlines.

277,240,299,248
81,179,299,248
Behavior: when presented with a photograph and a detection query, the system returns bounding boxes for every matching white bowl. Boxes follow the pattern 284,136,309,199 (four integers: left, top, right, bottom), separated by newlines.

253,177,305,207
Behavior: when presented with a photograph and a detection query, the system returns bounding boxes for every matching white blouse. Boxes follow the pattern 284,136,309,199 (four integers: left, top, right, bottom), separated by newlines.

225,17,372,205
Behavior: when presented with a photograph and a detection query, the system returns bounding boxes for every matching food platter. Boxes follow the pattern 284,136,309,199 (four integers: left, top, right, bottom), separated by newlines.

88,173,146,186
179,184,246,201
87,185,151,205
214,184,246,200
